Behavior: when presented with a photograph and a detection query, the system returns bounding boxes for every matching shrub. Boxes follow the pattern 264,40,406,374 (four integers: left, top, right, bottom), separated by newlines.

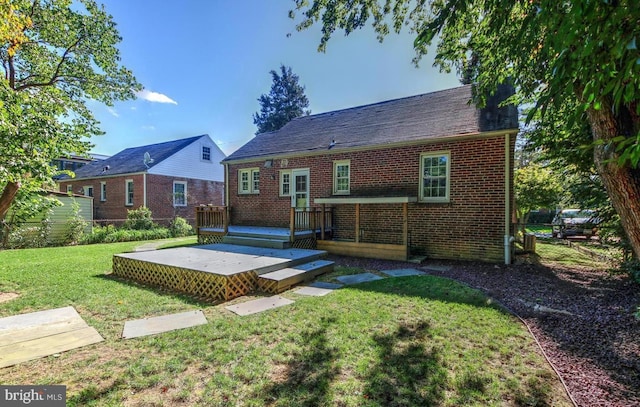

123,206,155,230
80,224,171,244
620,259,640,285
64,201,89,245
6,215,52,249
169,217,193,237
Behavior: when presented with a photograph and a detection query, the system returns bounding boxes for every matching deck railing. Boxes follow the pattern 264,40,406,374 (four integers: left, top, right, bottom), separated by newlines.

195,205,228,234
289,206,334,241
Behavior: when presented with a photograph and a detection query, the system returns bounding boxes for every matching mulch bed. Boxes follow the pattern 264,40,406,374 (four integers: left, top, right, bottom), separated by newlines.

329,254,640,407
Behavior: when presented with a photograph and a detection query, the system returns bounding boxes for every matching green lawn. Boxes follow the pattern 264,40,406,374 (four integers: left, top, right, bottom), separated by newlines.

0,242,571,406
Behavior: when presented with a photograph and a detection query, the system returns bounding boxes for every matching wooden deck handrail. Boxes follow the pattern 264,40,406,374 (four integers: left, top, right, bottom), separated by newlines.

195,205,228,233
289,206,334,241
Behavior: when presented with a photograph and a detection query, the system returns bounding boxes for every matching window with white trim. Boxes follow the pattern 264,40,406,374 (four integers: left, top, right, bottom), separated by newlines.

333,160,350,195
280,170,291,196
238,168,259,194
100,182,106,201
420,152,450,202
202,146,211,161
66,185,73,194
125,179,134,206
83,185,94,197
173,181,187,206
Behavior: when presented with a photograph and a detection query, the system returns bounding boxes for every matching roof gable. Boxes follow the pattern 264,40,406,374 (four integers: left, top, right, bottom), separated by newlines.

224,84,518,162
68,135,207,179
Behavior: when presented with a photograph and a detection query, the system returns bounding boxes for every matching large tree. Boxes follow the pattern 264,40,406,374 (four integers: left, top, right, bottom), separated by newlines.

290,0,640,258
253,64,310,134
0,0,140,223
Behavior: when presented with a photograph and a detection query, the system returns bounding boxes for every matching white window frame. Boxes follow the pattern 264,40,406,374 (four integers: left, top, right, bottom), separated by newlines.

100,182,106,201
333,160,351,195
173,181,187,207
83,185,94,197
280,170,291,197
419,151,451,203
201,145,211,162
66,184,73,194
125,179,134,206
238,168,260,194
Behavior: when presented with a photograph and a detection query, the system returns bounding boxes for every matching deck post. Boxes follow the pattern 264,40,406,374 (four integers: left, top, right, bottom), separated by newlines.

320,204,326,240
402,202,408,258
224,206,229,234
289,207,295,243
310,207,316,236
355,203,360,243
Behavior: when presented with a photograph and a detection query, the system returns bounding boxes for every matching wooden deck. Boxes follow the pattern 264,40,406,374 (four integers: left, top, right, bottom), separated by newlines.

112,243,330,302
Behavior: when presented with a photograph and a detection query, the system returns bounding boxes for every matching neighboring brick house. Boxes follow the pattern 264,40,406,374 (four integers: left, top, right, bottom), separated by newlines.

58,134,225,226
221,85,519,263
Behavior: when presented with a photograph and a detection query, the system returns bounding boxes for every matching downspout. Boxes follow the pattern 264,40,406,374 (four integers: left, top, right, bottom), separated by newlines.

224,162,229,226
504,133,515,264
143,172,147,208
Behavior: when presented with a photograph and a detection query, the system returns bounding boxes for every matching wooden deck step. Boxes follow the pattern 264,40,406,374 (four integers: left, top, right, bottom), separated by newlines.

222,235,291,249
257,260,334,294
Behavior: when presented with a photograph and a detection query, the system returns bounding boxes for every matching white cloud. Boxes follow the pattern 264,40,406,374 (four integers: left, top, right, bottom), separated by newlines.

107,107,119,117
136,89,178,105
141,125,156,131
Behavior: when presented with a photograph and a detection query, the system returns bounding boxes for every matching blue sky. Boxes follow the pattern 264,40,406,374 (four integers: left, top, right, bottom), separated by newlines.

90,1,460,157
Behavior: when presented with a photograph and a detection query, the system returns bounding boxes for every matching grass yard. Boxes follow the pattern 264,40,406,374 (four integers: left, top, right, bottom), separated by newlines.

0,242,572,406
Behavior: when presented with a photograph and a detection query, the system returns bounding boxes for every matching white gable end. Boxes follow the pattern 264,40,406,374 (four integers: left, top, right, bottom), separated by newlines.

148,135,225,181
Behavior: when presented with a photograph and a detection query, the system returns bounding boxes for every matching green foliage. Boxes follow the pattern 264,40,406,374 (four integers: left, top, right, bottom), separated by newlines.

80,224,171,244
169,216,193,237
6,211,52,249
63,201,88,245
0,0,140,218
122,206,156,230
253,64,310,134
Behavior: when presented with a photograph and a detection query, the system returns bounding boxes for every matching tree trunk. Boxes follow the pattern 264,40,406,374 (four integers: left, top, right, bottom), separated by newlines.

0,181,20,221
588,103,640,260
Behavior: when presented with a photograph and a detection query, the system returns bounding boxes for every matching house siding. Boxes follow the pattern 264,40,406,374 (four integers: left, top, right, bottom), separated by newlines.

59,174,224,226
149,137,225,182
226,133,515,262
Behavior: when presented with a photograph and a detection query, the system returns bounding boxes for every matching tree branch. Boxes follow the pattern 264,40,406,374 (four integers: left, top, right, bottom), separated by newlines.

14,37,82,92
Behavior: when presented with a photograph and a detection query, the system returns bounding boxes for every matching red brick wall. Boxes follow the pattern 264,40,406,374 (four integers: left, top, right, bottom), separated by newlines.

59,175,224,226
226,134,515,262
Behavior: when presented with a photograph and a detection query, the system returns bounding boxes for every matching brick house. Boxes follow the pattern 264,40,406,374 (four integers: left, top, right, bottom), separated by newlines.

221,85,519,263
58,134,225,226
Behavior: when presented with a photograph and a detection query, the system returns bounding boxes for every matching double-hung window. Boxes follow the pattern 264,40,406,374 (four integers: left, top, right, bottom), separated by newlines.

83,186,94,197
125,179,134,206
280,170,291,196
173,181,187,206
100,182,107,201
420,152,450,202
333,160,350,195
238,168,260,194
202,146,211,161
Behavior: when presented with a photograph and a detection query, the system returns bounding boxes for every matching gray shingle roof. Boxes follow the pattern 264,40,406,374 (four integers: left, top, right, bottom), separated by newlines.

224,84,518,162
65,135,206,179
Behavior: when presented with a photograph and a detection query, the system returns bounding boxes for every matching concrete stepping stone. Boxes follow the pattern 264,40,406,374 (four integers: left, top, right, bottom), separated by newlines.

336,273,384,285
379,268,426,277
225,295,294,316
122,310,207,339
308,281,343,290
294,286,334,296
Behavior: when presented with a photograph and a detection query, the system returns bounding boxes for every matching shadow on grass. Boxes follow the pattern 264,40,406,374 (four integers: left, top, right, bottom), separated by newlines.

94,273,215,308
363,320,447,406
258,316,339,406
